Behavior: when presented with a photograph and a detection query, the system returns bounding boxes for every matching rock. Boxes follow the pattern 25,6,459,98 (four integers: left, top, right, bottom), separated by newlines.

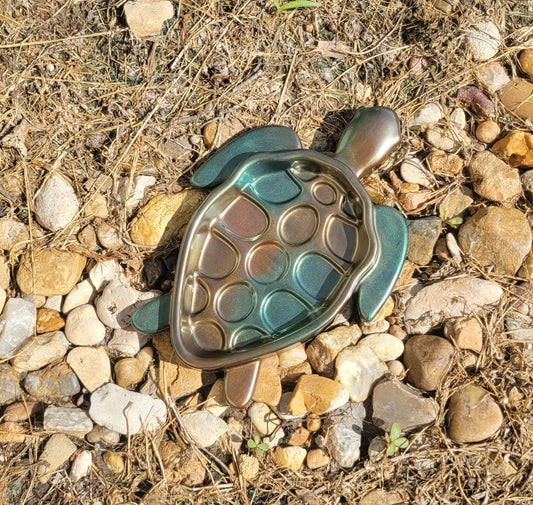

70,450,92,482
36,434,77,483
89,260,124,291
272,446,307,471
0,364,22,406
407,103,443,131
500,79,533,122
203,117,244,149
404,335,454,391
408,56,427,77
335,346,388,402
67,347,111,392
43,406,93,435
117,175,157,215
62,280,96,314
279,360,312,384
35,174,80,231
96,280,157,329
181,410,228,448
142,258,166,288
359,489,408,505
372,379,439,432
3,401,42,422
10,330,69,372
251,354,282,406
158,440,205,485
444,317,483,352
36,308,65,333
357,333,404,361
426,127,460,151
89,383,167,435
439,186,473,220
114,348,152,388
153,331,216,399
288,374,349,416
457,86,495,116
278,343,307,368
84,193,109,219
522,170,533,200
0,255,9,290
426,150,464,176
17,249,86,296
492,131,533,168
388,324,407,341
0,218,28,251
0,298,35,358
238,454,259,479
24,293,46,308
109,326,150,356
44,295,62,312
368,436,387,462
78,225,98,250
0,421,26,443
248,402,281,435
447,385,503,443
360,318,390,335
306,325,361,376
458,207,531,275
464,21,501,61
102,451,124,474
124,0,174,38
96,222,123,249
404,277,503,333
406,217,442,266
327,402,365,468
307,416,322,432
450,108,467,130
476,120,501,144
387,360,405,377
476,61,510,93
287,427,310,447
129,190,205,247
505,311,533,351
86,425,121,445
203,379,229,417
23,362,80,400
519,48,533,80
306,448,330,469
64,304,106,346
400,157,432,188
468,151,521,202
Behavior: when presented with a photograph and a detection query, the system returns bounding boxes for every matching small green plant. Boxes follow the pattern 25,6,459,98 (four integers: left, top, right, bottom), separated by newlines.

272,0,320,14
247,435,270,457
439,203,463,229
384,423,409,456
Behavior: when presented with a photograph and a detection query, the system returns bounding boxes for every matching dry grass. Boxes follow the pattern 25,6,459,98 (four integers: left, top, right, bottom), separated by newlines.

1,0,533,503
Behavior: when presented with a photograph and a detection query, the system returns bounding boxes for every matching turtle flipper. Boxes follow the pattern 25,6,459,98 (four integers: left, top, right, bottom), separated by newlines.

356,205,407,322
131,293,171,334
191,126,302,188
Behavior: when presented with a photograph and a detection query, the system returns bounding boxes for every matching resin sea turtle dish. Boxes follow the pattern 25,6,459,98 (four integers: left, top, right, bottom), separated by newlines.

132,107,408,408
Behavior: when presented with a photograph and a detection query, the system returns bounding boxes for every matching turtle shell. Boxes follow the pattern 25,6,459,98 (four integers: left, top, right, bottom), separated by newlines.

170,149,379,369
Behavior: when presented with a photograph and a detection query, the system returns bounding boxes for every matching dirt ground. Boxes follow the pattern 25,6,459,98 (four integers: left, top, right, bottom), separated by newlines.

1,0,533,503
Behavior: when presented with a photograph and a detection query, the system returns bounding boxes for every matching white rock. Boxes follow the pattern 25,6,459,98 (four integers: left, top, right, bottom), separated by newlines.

44,295,63,312
327,403,365,468
0,218,29,251
89,260,124,291
124,0,174,38
400,157,433,188
263,427,285,449
405,277,503,334
11,331,69,372
464,21,501,62
34,174,80,231
335,346,388,402
70,450,92,482
358,333,404,361
67,347,111,392
23,294,46,308
89,383,167,435
65,304,106,345
96,223,123,249
248,402,281,435
0,298,36,358
408,103,443,130
108,326,150,356
277,343,307,368
63,280,96,314
96,280,158,329
117,175,156,215
476,61,510,93
181,410,228,448
450,108,467,130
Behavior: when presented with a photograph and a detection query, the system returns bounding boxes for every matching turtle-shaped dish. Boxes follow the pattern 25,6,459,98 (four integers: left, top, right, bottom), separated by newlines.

132,107,408,407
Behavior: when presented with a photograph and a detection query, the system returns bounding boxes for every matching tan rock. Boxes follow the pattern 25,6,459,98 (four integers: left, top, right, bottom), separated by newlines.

102,451,124,474
0,255,10,290
271,446,306,471
36,434,77,483
277,343,307,368
394,260,416,289
83,193,109,219
96,222,123,249
203,378,229,417
492,131,533,168
306,416,321,432
67,347,111,392
124,0,174,38
3,401,42,422
288,374,349,416
426,150,464,176
203,118,244,149
306,325,361,376
252,354,281,407
500,79,533,123
288,427,310,446
17,249,86,296
114,357,145,388
359,489,408,505
306,448,330,469
0,421,26,443
444,317,483,353
129,190,205,247
519,48,533,80
476,120,500,144
238,454,259,480
11,331,69,372
36,308,64,333
279,360,312,384
0,218,28,251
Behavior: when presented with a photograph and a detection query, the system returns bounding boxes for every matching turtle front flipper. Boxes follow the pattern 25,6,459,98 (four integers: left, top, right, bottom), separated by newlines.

131,293,172,334
356,205,407,322
191,126,302,188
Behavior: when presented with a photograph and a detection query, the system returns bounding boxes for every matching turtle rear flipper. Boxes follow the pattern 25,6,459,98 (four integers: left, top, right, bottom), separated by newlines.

191,126,301,188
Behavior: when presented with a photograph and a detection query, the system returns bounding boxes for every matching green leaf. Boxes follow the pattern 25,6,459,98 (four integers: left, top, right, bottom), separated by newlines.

390,423,401,440
395,437,409,449
439,204,445,221
247,438,256,448
446,216,463,228
384,432,390,443
254,435,261,444
258,443,269,452
386,443,396,457
256,447,265,457
272,0,281,10
277,0,320,13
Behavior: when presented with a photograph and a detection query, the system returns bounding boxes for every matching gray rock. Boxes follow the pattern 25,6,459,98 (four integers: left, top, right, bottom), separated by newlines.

181,410,228,448
405,277,503,334
0,364,22,406
0,298,36,358
11,331,69,372
505,312,533,356
89,383,167,435
35,174,80,232
521,170,533,200
327,402,365,468
406,217,442,266
24,362,80,400
372,379,439,432
43,406,93,435
36,433,77,483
